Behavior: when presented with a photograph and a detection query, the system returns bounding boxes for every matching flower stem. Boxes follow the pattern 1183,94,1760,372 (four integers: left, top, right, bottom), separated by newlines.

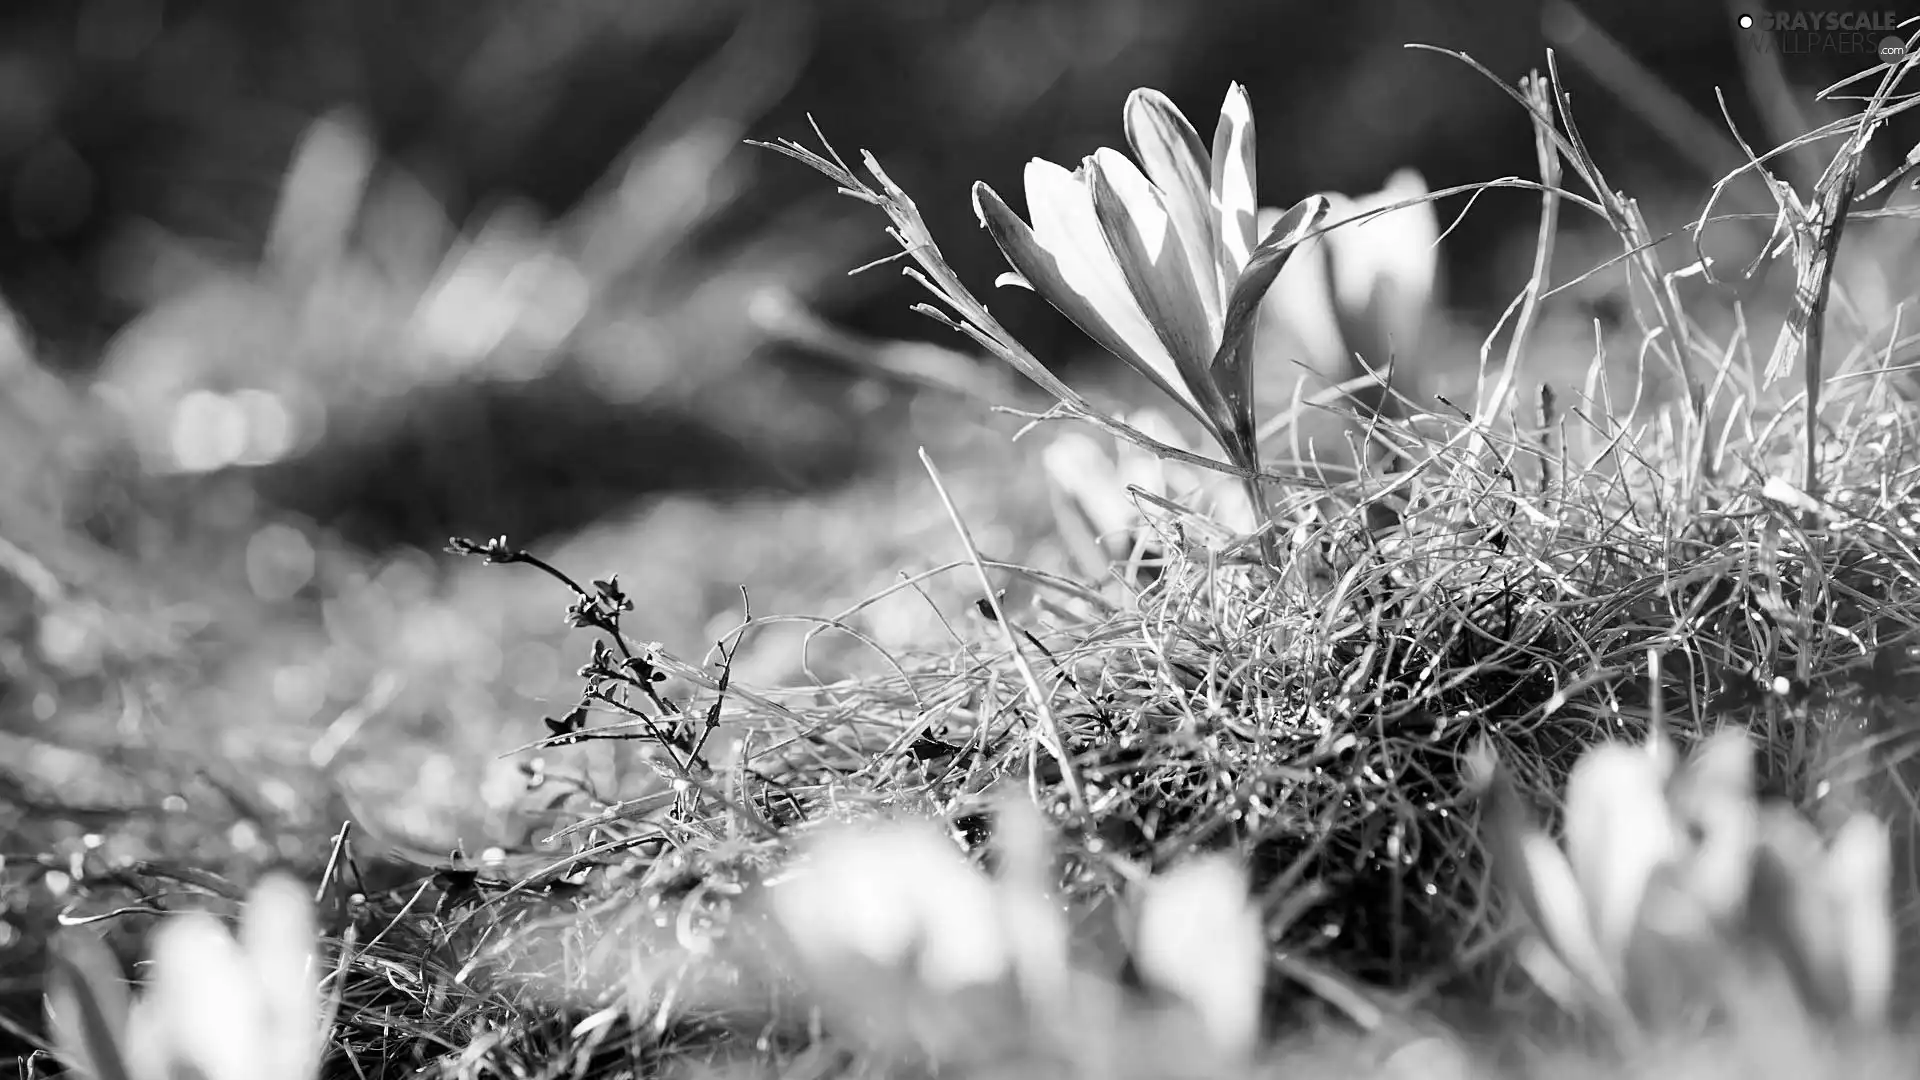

1226,429,1280,567
1242,471,1280,567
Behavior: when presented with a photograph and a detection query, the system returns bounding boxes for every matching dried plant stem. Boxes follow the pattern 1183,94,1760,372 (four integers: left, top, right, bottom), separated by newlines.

1800,166,1856,504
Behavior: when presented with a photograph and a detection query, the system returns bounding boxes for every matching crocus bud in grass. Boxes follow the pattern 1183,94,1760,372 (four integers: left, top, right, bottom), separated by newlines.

1747,804,1895,1026
1476,730,1711,1031
49,872,324,1080
1323,169,1440,378
1478,725,1898,1037
767,821,1012,993
761,814,1075,1063
1131,855,1266,1058
1259,170,1441,414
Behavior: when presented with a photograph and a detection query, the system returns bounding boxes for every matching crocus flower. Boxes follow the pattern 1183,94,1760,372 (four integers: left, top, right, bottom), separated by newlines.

1260,170,1441,415
764,819,1023,995
756,806,1072,1061
1745,803,1895,1027
1130,855,1268,1058
972,85,1329,533
1475,726,1895,1035
48,872,325,1080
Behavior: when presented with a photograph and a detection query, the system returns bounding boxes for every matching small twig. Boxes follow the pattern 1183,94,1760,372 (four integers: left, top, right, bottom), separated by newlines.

447,537,680,718
688,607,743,767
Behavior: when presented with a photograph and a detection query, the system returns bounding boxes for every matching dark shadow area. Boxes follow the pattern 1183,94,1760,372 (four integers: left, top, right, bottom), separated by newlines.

103,358,881,555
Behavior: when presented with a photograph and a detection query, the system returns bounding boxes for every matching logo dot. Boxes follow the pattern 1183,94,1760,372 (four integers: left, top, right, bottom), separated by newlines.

1738,13,1754,28
1882,35,1910,61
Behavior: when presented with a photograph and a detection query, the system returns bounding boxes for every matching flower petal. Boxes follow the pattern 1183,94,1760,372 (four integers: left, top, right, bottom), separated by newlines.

1747,805,1846,1020
120,1000,170,1080
1826,812,1894,1025
1324,170,1441,370
1087,147,1222,432
240,874,321,1080
989,794,1071,1008
773,828,924,972
771,822,1010,992
973,173,1205,423
148,913,262,1080
1518,830,1630,1020
1472,743,1627,1020
1664,729,1759,924
1561,740,1677,964
1209,84,1259,283
1124,89,1223,328
1024,160,1197,401
1334,169,1440,321
1209,195,1331,449
1748,805,1895,1026
1256,204,1344,375
1132,856,1265,1056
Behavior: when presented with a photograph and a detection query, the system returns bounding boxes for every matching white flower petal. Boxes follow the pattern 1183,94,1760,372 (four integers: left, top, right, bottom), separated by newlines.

916,882,1014,991
1024,159,1197,409
147,914,263,1080
771,831,922,971
1516,830,1623,1009
1665,729,1759,924
121,999,171,1080
1124,88,1223,325
1827,813,1895,1025
1209,85,1259,280
1257,203,1344,373
1132,856,1265,1055
770,824,1010,991
1089,148,1220,390
977,179,1202,422
988,794,1070,1003
1116,408,1178,497
240,874,321,1079
1324,169,1440,356
1091,148,1174,264
1561,741,1678,963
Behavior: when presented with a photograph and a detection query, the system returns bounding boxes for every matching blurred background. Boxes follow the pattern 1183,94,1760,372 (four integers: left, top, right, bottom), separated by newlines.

0,0,1916,1049
2,0,1911,534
